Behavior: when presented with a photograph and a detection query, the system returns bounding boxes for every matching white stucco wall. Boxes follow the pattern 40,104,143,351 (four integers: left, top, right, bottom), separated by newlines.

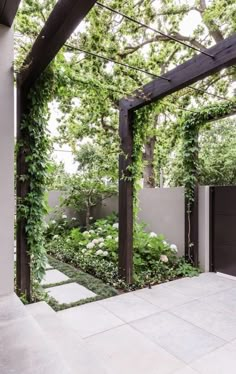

138,188,185,256
0,25,14,295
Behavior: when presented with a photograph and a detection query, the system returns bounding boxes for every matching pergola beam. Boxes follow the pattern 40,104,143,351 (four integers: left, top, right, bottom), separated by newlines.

121,33,236,111
18,0,97,92
0,0,21,27
119,33,236,283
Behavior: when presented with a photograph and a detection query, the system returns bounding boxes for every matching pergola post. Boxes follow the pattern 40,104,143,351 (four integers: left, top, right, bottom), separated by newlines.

15,0,97,299
118,103,134,283
16,84,31,300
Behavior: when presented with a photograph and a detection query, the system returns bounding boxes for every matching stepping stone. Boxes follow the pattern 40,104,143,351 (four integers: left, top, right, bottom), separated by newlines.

46,283,96,304
41,269,69,286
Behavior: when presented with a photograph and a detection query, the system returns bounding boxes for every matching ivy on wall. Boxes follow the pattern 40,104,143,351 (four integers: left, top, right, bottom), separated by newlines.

127,98,236,263
17,66,55,283
181,99,236,260
182,100,236,205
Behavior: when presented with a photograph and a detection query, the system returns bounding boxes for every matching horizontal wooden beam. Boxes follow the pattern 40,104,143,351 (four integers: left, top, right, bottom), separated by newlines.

0,0,21,27
18,0,97,92
121,33,236,111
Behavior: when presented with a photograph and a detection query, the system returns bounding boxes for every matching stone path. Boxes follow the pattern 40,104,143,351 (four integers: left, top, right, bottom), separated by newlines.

41,265,96,306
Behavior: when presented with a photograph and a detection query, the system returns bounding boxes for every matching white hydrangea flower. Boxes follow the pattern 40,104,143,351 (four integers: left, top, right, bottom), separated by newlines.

115,237,118,243
92,239,100,245
99,242,105,248
103,251,108,257
51,220,56,224
160,255,168,263
149,232,157,238
113,223,119,229
83,231,90,236
170,244,178,253
86,242,95,249
53,235,59,240
62,214,67,219
97,228,102,231
106,235,112,240
98,238,104,243
71,217,77,221
89,217,93,220
163,240,168,245
95,249,104,256
82,248,87,254
89,230,95,234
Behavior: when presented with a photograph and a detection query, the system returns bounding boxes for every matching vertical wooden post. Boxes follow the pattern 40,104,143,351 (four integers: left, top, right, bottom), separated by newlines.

118,104,133,283
16,81,31,301
185,185,199,267
209,186,214,272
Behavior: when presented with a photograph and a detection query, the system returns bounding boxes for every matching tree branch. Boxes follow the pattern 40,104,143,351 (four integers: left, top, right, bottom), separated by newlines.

118,33,206,58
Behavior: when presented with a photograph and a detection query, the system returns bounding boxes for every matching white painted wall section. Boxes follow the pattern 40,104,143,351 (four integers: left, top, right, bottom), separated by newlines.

0,25,14,295
138,188,185,256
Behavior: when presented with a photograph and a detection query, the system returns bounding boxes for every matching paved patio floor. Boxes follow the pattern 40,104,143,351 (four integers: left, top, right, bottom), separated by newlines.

2,272,236,373
58,272,236,373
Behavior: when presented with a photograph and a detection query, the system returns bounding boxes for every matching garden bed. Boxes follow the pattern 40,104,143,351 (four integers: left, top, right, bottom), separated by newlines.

45,214,199,291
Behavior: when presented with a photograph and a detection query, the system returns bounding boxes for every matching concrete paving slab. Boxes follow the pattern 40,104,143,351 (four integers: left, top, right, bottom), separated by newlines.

41,269,69,286
134,283,196,310
46,283,96,304
171,299,236,341
86,324,184,374
99,292,160,322
58,302,124,338
191,345,236,374
131,311,225,363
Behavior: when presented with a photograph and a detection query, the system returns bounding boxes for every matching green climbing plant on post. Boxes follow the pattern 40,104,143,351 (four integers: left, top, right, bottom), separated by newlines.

17,65,55,285
181,100,236,261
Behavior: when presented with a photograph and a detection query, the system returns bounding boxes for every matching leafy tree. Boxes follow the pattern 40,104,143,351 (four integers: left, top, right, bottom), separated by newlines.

47,160,70,190
62,143,117,227
165,118,236,186
15,0,236,191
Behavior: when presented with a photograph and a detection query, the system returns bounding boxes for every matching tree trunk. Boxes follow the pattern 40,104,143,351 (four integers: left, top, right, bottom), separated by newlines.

85,204,90,228
143,136,156,188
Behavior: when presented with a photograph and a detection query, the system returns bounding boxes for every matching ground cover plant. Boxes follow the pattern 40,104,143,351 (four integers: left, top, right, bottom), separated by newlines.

45,214,199,291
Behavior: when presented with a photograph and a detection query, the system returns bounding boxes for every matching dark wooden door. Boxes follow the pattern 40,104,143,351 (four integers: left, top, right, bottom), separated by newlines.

210,186,236,276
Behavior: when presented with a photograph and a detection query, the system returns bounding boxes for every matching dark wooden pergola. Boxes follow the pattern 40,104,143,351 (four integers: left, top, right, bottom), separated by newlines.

14,0,236,295
118,35,236,283
0,0,21,26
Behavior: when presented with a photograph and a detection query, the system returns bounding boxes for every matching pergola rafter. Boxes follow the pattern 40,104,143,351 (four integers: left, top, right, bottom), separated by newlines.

118,33,236,283
0,0,21,27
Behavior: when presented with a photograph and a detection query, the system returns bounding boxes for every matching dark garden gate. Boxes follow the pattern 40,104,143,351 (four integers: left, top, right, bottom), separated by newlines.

210,186,236,276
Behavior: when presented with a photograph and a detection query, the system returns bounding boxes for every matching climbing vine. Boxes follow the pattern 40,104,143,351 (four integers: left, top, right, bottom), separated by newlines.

182,100,236,205
17,65,55,283
181,99,236,260
131,102,165,219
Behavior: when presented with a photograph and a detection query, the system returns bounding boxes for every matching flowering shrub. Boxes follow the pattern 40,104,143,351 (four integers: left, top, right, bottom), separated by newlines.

46,214,199,290
45,215,78,239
